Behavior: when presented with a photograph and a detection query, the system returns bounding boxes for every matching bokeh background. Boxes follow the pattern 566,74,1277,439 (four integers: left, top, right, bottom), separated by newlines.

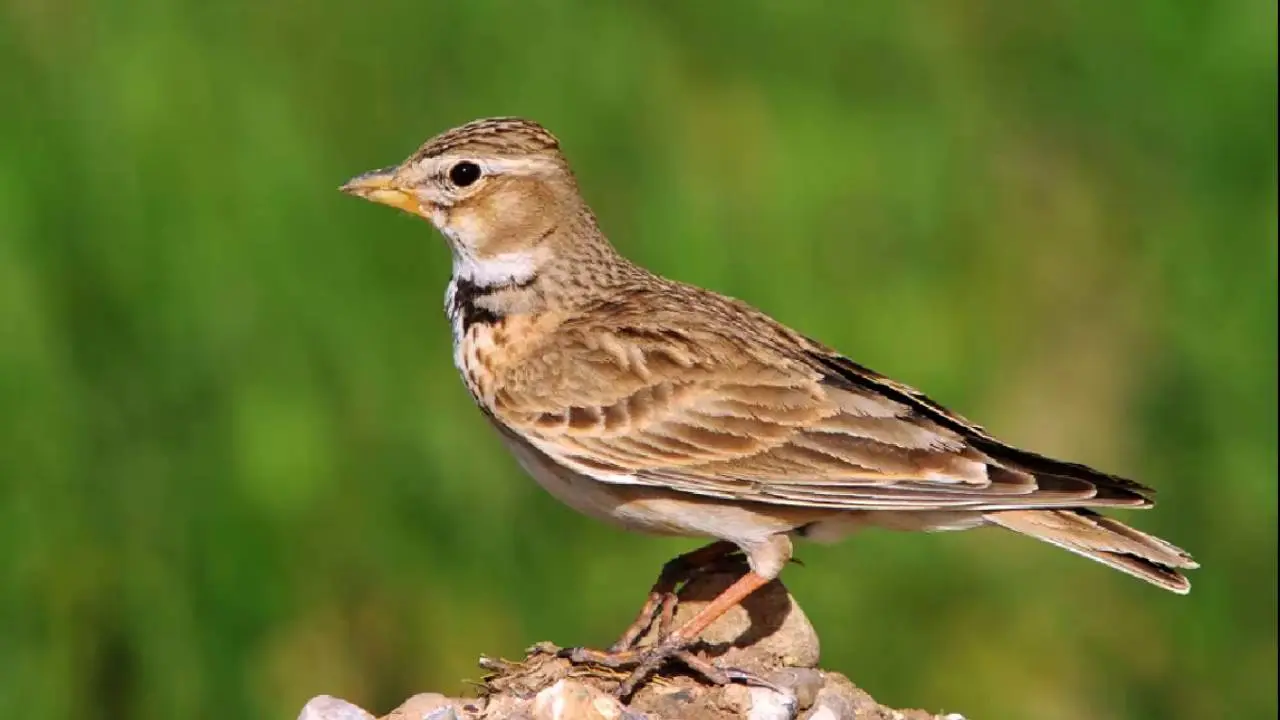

1,2,1276,718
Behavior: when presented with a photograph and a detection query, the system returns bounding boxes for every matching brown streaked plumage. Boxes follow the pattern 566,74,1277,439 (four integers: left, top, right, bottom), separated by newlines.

341,116,1197,696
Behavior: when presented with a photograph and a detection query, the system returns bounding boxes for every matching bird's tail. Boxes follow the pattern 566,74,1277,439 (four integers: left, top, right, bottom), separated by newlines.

984,508,1198,594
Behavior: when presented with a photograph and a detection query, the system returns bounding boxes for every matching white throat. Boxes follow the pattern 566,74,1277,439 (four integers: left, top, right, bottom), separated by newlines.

451,248,539,287
444,248,541,348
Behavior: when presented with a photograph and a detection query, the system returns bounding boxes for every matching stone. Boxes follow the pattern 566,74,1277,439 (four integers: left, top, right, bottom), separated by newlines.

745,686,799,720
800,674,950,720
637,571,821,674
299,579,965,720
720,684,799,720
766,668,825,711
384,693,464,720
298,695,376,720
532,678,627,720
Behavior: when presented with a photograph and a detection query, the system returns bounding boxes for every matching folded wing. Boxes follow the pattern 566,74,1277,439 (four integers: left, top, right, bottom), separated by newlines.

492,319,1153,513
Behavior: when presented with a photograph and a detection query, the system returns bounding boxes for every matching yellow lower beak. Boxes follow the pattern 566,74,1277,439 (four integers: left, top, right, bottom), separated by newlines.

340,166,424,215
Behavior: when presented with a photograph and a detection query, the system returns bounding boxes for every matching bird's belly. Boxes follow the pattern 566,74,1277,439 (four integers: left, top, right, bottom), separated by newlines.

496,431,687,535
494,427,833,544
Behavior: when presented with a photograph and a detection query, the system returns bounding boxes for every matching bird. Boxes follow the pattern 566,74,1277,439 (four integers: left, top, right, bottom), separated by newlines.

340,116,1197,697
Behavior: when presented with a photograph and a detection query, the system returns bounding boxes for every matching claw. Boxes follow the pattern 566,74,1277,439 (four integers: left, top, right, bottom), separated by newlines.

721,667,788,694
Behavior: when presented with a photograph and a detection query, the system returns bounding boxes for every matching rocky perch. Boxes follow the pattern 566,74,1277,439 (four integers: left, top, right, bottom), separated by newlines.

298,572,966,720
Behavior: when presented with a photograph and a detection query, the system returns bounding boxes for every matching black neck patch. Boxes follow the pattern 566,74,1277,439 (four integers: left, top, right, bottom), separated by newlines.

450,275,537,330
452,277,502,328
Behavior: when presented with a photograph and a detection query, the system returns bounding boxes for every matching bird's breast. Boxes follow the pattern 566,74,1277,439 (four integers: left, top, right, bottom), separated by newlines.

447,303,545,406
454,322,507,402
445,276,511,402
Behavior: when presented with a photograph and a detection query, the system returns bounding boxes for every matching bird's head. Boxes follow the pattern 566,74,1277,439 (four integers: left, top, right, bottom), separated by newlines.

342,117,592,285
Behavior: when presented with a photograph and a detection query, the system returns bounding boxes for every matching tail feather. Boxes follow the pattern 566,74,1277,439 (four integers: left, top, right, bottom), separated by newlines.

984,508,1198,594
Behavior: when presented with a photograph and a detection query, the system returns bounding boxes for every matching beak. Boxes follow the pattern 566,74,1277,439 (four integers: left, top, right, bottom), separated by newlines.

339,165,424,216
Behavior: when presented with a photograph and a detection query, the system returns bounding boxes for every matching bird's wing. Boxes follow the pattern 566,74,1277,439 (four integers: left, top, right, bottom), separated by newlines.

489,301,1153,512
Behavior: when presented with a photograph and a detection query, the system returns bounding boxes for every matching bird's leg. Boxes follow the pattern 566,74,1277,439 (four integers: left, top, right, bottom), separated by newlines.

562,570,773,698
563,535,792,698
620,569,772,696
607,540,740,652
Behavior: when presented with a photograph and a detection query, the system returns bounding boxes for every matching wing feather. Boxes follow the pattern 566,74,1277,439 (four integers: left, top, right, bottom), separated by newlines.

492,301,1152,513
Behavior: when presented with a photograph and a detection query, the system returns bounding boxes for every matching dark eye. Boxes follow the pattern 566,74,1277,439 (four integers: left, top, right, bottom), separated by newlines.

448,161,481,187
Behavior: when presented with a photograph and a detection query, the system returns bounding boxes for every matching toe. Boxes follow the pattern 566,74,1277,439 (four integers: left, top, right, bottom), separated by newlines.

558,645,641,669
721,667,786,693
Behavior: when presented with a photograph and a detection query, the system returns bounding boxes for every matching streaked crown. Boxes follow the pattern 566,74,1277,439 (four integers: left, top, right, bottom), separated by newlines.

409,117,561,162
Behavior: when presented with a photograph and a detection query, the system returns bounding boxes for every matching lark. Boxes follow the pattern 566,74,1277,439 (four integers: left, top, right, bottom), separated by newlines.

341,117,1197,696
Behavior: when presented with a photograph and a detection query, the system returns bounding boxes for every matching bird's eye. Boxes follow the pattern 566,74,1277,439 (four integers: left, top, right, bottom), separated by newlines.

449,161,482,187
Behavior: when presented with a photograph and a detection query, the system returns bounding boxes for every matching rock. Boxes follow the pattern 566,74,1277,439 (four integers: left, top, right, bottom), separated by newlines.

719,684,798,720
628,684,689,718
476,692,532,720
532,679,626,720
296,579,964,720
800,674,949,720
300,665,959,720
636,572,820,674
299,695,375,720
747,686,799,720
765,668,825,710
384,693,465,720
800,675,861,720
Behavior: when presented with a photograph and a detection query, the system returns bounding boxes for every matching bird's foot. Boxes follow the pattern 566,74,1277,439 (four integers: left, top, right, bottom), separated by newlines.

559,635,774,699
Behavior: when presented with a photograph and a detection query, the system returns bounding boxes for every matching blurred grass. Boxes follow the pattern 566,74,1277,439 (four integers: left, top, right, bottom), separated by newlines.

0,1,1275,718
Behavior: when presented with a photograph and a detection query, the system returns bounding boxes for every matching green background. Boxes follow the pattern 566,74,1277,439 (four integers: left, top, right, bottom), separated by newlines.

2,2,1275,718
